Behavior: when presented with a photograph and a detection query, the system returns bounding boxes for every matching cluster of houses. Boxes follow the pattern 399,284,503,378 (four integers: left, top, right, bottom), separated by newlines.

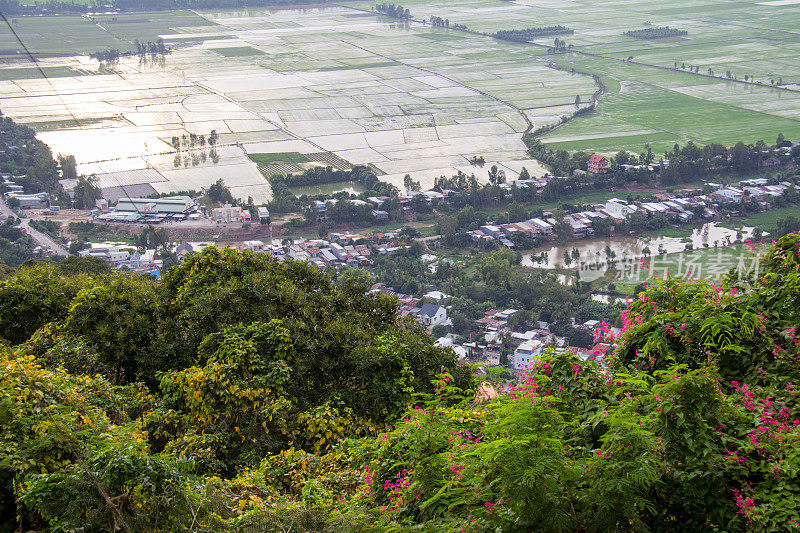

477,309,617,370
77,245,165,276
1,174,49,209
70,227,411,279
313,192,458,222
368,281,618,373
708,178,791,206
370,282,451,328
465,179,794,248
210,204,270,224
75,241,201,276
239,230,413,269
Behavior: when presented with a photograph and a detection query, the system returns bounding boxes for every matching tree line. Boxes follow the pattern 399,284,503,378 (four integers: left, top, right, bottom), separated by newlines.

374,3,410,19
492,26,574,43
525,133,799,184
170,129,218,151
267,165,397,216
624,26,688,40
89,38,168,63
428,15,465,29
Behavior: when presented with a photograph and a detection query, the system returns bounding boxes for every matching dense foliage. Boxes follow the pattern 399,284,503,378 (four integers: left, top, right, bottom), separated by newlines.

524,134,799,182
267,166,397,216
71,175,102,210
2,234,800,530
0,247,467,531
0,111,64,197
374,3,410,19
0,220,38,267
252,233,800,531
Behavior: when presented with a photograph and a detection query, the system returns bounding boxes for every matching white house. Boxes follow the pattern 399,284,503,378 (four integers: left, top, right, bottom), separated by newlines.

529,218,554,235
418,303,448,326
716,187,744,204
603,199,636,219
514,339,543,371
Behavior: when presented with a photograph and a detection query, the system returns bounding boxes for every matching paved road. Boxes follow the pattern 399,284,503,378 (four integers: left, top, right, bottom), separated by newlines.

0,199,69,256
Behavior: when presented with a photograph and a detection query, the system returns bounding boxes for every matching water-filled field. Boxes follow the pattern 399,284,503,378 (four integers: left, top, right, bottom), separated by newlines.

4,0,798,199
0,7,594,200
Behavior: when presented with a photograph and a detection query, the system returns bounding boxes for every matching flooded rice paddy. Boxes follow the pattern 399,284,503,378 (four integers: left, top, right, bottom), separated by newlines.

0,7,595,201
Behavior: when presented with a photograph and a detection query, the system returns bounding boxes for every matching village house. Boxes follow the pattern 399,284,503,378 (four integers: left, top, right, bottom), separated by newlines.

529,218,554,235
513,339,544,370
416,303,448,326
175,241,194,262
716,187,744,204
587,154,609,174
212,204,245,223
257,206,270,224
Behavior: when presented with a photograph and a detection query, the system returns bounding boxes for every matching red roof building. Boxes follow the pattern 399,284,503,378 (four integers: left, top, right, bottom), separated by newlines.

588,154,609,174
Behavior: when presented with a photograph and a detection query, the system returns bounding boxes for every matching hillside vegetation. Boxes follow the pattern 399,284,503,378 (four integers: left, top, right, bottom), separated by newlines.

1,235,800,531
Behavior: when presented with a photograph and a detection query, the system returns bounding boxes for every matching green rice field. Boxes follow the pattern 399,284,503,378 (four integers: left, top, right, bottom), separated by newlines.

248,153,310,165
0,11,216,55
615,244,757,292
209,46,264,57
736,205,800,228
349,0,800,154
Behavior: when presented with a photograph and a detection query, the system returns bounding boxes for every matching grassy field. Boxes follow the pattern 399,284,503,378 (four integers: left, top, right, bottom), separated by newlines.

616,244,754,290
735,205,800,229
0,66,78,81
0,16,123,55
0,11,216,55
93,11,217,43
248,153,309,165
289,182,366,197
210,46,264,57
540,54,800,154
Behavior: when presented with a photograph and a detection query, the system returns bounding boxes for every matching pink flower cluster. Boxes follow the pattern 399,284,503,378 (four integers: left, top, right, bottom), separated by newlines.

593,321,614,343
447,462,464,476
731,381,799,452
384,469,418,510
731,488,755,523
724,448,746,464
509,371,550,400
364,468,375,494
